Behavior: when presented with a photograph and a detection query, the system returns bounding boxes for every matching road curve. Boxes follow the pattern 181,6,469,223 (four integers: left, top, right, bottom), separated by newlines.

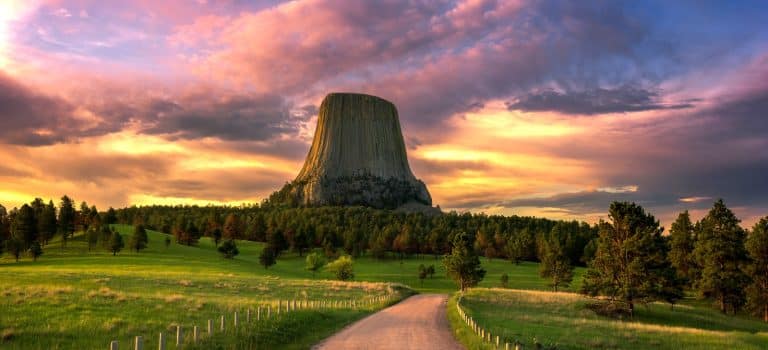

312,294,465,350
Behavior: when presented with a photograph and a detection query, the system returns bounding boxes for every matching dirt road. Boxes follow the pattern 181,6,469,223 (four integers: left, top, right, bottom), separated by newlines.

312,294,465,350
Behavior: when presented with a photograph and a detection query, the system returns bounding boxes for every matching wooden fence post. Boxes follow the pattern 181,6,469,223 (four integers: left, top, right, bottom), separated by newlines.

134,336,143,350
110,340,118,350
234,311,239,327
257,306,261,321
158,332,165,350
220,315,225,331
176,326,182,347
207,319,213,335
268,306,272,318
193,326,199,344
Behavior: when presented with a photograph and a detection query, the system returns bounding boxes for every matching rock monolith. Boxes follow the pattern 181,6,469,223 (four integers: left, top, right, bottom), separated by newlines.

276,92,432,209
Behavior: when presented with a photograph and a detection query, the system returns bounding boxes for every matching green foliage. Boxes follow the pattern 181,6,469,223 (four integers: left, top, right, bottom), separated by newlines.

305,252,326,277
128,224,149,252
326,255,355,281
443,232,486,291
426,264,435,278
37,201,57,245
108,231,124,256
11,204,36,249
669,211,696,284
28,241,43,261
539,227,574,292
418,264,428,286
506,230,532,265
693,199,750,313
581,202,681,314
500,273,509,288
5,237,23,262
222,213,242,240
58,195,76,239
259,245,277,269
217,239,239,259
745,216,768,322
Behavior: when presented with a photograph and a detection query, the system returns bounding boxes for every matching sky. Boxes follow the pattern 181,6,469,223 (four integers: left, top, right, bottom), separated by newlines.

1,0,767,229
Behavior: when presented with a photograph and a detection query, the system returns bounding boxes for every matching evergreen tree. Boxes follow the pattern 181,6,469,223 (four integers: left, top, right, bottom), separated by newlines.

305,252,326,278
259,245,277,269
128,225,149,252
443,232,486,291
12,204,37,249
212,228,222,247
38,201,57,245
86,225,99,252
693,199,750,313
6,237,23,262
745,216,768,322
104,207,118,225
418,264,428,286
0,204,8,254
109,231,124,256
222,214,242,240
580,202,681,315
506,231,532,265
500,273,509,288
217,239,239,259
58,195,76,244
29,241,43,261
669,210,696,285
539,229,574,292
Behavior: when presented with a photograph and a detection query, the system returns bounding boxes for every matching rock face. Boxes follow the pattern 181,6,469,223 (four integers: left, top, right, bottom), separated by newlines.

280,92,432,209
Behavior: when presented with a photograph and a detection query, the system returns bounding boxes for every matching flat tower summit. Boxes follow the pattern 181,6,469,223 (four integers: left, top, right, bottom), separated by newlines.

276,92,432,209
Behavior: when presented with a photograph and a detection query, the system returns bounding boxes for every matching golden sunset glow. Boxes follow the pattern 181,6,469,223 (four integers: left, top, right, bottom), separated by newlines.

0,0,765,228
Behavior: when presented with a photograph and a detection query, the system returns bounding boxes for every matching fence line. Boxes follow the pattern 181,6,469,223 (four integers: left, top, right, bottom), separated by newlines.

456,295,521,350
107,293,396,349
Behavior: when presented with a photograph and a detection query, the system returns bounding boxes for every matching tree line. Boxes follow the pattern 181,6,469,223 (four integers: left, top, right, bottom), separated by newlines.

576,200,768,322
0,196,146,260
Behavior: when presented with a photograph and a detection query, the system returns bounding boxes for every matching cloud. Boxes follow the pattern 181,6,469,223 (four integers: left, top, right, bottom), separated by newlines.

0,71,78,145
506,86,695,115
138,91,305,142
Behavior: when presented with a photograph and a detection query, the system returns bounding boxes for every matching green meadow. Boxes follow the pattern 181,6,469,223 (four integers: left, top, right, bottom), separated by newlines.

3,224,767,349
0,225,407,349
449,288,768,350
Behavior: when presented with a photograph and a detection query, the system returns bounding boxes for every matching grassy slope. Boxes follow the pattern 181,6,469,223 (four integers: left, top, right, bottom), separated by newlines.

451,288,768,350
0,225,402,349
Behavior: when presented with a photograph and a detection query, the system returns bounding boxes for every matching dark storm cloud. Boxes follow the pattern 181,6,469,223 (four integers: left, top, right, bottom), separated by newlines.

506,86,694,115
140,93,303,142
0,71,77,145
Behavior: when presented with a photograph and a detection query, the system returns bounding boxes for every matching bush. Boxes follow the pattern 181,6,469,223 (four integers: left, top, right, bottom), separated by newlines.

218,239,239,259
326,255,354,281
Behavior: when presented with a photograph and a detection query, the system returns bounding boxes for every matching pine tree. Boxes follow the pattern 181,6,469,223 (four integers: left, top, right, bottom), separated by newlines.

129,225,149,252
693,199,750,313
745,216,768,322
222,214,242,240
58,195,76,244
38,201,57,246
29,241,43,261
539,228,574,292
12,204,37,249
109,232,124,256
217,239,239,259
259,245,277,269
443,232,486,291
669,211,696,285
580,202,681,315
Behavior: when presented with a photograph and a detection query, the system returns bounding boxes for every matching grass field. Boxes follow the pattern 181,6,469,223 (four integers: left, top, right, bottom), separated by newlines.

450,288,768,350
0,225,408,349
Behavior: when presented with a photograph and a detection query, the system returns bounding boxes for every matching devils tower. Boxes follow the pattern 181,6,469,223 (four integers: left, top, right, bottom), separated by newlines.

274,92,432,209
